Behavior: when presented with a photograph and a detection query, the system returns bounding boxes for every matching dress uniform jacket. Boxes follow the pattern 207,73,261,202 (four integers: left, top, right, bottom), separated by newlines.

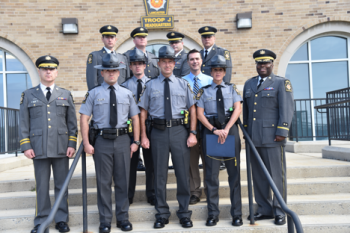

86,48,129,90
174,50,190,78
200,44,232,83
124,50,160,79
19,84,77,157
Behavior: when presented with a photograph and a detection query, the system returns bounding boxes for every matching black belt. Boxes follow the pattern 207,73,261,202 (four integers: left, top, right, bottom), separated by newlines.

206,116,232,129
97,127,128,139
153,118,185,128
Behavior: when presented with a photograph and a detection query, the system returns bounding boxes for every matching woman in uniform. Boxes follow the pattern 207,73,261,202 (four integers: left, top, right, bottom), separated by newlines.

196,54,243,227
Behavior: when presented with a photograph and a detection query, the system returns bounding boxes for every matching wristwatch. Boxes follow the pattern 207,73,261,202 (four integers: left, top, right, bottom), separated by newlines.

133,141,140,146
190,130,197,135
212,127,217,133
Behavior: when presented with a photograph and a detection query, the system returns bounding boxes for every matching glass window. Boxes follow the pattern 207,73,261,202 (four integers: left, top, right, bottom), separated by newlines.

290,43,308,61
0,52,3,71
311,36,347,60
0,74,3,107
5,53,26,71
6,74,29,109
285,64,310,99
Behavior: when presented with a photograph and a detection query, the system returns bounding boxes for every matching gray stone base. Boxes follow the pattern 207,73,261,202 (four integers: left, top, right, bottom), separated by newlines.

322,145,350,161
286,140,349,153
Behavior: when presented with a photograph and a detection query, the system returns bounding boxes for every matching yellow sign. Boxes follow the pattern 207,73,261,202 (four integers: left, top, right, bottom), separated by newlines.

141,16,174,29
144,0,169,15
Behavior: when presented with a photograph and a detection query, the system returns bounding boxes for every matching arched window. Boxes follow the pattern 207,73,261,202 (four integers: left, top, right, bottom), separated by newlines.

0,49,32,109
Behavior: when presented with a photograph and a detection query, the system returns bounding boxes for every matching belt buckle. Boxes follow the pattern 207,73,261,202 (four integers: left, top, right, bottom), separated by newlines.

166,120,172,128
116,129,119,137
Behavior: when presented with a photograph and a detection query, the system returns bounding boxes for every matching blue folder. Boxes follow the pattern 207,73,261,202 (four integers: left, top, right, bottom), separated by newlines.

206,134,235,158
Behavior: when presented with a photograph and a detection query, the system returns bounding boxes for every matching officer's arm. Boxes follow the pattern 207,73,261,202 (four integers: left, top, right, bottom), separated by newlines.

19,93,33,155
276,79,294,138
197,106,213,131
80,114,94,153
242,83,248,128
225,101,242,131
224,51,232,83
67,93,78,150
86,53,97,91
189,104,197,131
140,108,148,139
131,114,140,141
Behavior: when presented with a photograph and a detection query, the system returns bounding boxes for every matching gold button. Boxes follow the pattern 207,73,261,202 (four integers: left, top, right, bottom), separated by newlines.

254,102,257,105
48,125,51,128
202,71,204,73
32,134,34,136
47,105,50,107
267,94,270,96
48,118,51,121
203,64,205,67
255,94,258,97
253,110,256,112
63,104,65,106
66,132,67,134
253,118,256,121
148,70,150,72
272,124,274,126
48,112,50,114
34,104,36,106
148,65,149,67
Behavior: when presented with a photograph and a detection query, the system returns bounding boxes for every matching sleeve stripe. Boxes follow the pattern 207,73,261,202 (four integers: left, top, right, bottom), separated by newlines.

20,141,31,146
277,126,289,131
69,136,77,138
20,138,30,142
69,139,77,142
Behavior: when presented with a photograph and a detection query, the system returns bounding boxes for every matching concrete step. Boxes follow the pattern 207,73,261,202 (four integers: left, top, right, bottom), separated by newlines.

2,176,350,210
1,194,350,231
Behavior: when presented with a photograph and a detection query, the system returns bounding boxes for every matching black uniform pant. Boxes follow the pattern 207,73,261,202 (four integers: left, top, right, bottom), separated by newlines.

93,134,130,223
151,125,192,220
33,157,69,226
129,145,155,200
202,124,242,218
250,146,287,217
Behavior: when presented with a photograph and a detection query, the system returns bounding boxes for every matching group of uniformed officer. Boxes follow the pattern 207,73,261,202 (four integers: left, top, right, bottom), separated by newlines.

19,24,294,233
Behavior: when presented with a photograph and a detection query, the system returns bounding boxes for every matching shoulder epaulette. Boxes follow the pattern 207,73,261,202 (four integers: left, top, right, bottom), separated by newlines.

151,76,158,79
225,82,233,86
90,84,101,91
119,85,129,90
202,84,211,89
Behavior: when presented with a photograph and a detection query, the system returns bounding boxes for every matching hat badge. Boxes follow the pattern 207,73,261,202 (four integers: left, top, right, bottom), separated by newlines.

205,27,209,31
107,25,111,29
260,50,266,55
140,28,144,31
171,32,175,36
45,56,51,60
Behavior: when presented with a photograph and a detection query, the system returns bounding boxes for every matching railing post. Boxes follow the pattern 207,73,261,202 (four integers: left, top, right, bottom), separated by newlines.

287,215,295,233
245,142,255,225
82,151,88,233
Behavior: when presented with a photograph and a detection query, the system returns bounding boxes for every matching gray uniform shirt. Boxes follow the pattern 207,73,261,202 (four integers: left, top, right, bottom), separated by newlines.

138,74,195,119
197,81,242,117
79,81,140,128
19,84,77,159
121,75,150,102
86,48,130,90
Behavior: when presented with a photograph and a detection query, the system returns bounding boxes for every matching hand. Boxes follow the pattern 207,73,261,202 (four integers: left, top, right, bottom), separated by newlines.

24,149,35,159
187,133,197,147
83,143,94,154
141,136,150,149
130,143,139,158
214,129,226,144
274,135,286,142
222,128,229,140
66,147,76,158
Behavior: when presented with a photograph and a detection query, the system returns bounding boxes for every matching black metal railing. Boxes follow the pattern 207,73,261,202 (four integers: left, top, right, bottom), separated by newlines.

0,106,20,155
238,119,303,233
314,87,350,145
38,142,88,233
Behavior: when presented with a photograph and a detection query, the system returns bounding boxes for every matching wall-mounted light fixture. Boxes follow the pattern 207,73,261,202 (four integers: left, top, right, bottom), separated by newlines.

236,12,252,29
61,18,79,34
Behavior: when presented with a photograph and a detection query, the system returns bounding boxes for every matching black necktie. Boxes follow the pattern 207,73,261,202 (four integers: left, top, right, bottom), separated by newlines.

46,87,51,101
137,79,142,102
257,78,264,89
109,86,117,128
216,85,225,126
204,50,208,60
164,78,172,121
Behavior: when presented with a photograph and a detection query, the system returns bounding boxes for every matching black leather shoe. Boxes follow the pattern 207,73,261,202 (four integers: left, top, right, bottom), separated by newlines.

247,213,274,221
206,216,219,226
117,220,133,231
99,223,111,233
232,216,243,226
55,222,70,232
31,225,40,233
129,198,133,205
274,215,286,225
154,218,169,229
137,161,146,171
180,217,193,228
168,165,174,169
147,196,156,206
219,162,226,170
189,195,200,205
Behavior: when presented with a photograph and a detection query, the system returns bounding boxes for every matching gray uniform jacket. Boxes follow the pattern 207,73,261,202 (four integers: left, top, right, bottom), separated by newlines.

79,81,140,129
121,75,150,102
197,81,242,117
200,44,232,83
86,48,130,90
19,85,77,159
174,50,190,78
124,50,160,79
243,73,294,147
138,74,195,119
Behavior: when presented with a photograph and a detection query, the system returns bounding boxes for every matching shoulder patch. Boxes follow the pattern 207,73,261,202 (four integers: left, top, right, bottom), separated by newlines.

82,92,89,104
285,80,292,92
224,50,230,60
88,54,93,64
20,92,24,105
233,84,240,96
133,94,138,104
186,82,195,99
196,88,204,100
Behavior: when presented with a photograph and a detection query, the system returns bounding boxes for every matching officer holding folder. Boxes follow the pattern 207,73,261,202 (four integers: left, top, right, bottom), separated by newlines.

196,55,243,227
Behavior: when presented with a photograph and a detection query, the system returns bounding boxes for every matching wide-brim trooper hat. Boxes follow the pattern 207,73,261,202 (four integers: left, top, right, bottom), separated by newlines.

152,45,181,60
129,47,146,63
209,55,231,68
94,53,126,70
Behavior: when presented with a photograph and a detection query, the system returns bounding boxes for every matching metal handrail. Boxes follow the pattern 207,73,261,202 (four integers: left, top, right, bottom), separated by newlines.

38,142,88,233
238,120,304,233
